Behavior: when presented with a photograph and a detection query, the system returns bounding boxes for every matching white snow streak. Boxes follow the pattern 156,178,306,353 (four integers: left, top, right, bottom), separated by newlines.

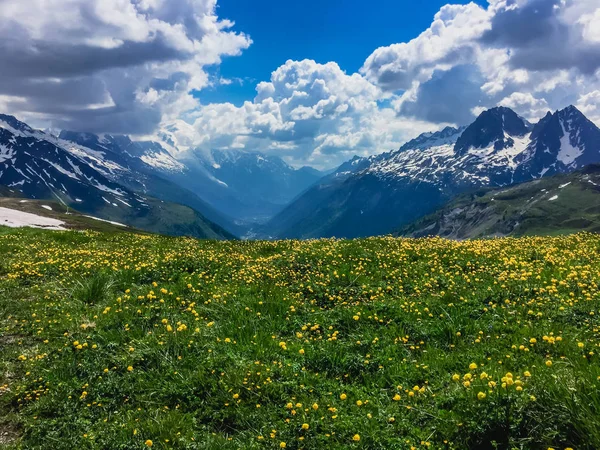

557,120,583,166
82,215,127,227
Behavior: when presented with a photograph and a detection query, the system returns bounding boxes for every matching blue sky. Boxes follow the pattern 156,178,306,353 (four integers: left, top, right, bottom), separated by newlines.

199,0,488,105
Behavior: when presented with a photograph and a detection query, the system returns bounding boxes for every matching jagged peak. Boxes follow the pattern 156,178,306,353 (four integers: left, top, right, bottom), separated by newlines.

454,106,531,155
555,105,594,126
560,104,580,114
0,114,36,134
60,130,137,153
484,105,518,115
477,106,532,129
399,125,465,152
532,104,599,135
209,148,294,171
105,134,133,148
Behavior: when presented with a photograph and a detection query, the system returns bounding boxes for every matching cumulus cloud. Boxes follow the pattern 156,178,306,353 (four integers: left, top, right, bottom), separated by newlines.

167,60,438,169
361,3,490,92
576,90,600,124
396,65,486,124
498,92,550,122
362,0,600,127
0,0,251,133
483,0,600,74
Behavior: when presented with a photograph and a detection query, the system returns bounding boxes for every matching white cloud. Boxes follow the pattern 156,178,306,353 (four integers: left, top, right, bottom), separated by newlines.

361,3,491,92
580,8,600,42
498,93,550,121
362,0,600,126
0,0,251,134
576,90,600,124
160,0,600,169
166,59,439,169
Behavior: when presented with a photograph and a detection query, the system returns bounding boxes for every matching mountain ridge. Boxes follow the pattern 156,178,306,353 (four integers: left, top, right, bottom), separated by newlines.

0,116,234,240
265,105,600,239
5,104,599,241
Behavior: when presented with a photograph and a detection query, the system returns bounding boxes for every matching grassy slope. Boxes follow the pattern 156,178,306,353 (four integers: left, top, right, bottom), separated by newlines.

399,165,600,239
1,230,600,449
0,197,142,234
0,188,235,240
92,197,236,241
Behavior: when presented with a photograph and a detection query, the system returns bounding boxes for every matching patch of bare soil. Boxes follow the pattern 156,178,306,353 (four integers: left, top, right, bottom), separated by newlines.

0,422,20,445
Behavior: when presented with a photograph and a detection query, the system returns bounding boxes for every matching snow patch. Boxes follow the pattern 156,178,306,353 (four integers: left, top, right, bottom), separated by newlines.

558,182,571,189
116,198,132,207
548,195,559,201
140,152,185,172
0,207,66,230
41,158,80,180
41,205,52,211
0,120,31,138
557,120,583,166
87,177,125,197
0,144,16,163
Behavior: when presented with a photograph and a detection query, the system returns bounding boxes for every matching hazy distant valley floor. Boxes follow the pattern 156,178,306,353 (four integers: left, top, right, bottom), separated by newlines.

1,228,600,449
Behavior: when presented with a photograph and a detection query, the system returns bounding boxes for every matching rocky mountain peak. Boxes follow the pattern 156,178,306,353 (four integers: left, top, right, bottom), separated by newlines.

0,114,35,135
400,126,465,152
454,106,531,155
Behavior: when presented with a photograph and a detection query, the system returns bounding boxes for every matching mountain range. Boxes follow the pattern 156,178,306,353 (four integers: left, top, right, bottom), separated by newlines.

58,130,324,232
0,115,323,238
0,115,235,239
169,148,323,225
264,105,600,239
1,104,599,240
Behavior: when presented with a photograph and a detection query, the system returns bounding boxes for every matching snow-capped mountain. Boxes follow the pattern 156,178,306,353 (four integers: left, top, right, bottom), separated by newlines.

514,105,600,179
401,125,468,151
266,105,600,239
6,104,595,240
58,130,238,233
0,115,133,206
61,118,325,225
59,131,185,174
1,114,324,234
364,107,535,188
0,115,233,239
